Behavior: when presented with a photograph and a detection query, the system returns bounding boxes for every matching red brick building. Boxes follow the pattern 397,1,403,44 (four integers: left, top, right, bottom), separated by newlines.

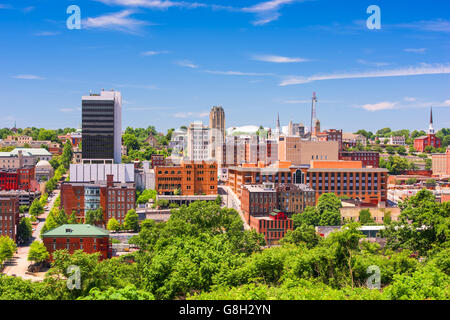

0,166,36,191
317,129,343,151
60,175,136,225
339,151,380,168
42,224,111,260
155,160,217,196
414,107,441,152
151,154,165,168
0,193,19,241
249,212,294,245
241,183,278,223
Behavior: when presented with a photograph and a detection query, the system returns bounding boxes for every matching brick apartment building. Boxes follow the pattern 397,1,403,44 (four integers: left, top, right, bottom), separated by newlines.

60,174,135,225
0,166,37,192
249,211,294,245
316,129,343,151
432,147,450,177
151,154,165,168
42,224,111,260
305,160,388,205
276,183,315,213
241,183,278,223
154,160,217,195
0,193,19,241
339,151,380,168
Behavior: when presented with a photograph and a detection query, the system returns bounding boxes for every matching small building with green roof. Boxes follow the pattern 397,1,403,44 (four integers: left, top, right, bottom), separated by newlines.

42,224,111,260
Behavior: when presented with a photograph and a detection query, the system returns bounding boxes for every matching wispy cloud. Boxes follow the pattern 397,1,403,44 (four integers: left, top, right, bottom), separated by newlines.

23,6,35,13
242,0,300,26
83,10,150,33
395,19,450,33
252,54,309,63
358,98,450,112
404,48,427,53
34,31,61,36
13,74,45,80
204,70,274,76
174,111,209,118
141,50,169,56
95,0,205,9
356,59,391,67
175,60,198,68
360,102,397,112
280,63,450,86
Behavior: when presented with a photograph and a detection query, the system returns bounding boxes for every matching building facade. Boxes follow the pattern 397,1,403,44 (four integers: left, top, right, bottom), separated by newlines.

82,90,122,164
187,121,210,161
414,107,441,152
154,160,217,196
339,151,380,168
432,147,450,177
42,224,111,260
0,193,19,241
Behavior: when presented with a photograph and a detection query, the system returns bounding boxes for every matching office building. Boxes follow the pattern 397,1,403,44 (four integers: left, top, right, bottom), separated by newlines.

0,193,19,241
82,90,122,164
187,121,210,161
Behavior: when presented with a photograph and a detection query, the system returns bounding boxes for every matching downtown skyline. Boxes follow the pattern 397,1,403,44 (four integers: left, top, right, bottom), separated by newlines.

0,0,449,132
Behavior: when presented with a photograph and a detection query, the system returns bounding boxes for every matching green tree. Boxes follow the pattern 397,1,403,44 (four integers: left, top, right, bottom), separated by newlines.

0,236,17,265
124,209,139,232
107,218,121,231
61,141,73,169
28,241,49,264
85,208,104,226
358,209,373,225
68,211,78,224
17,217,33,243
397,145,407,155
29,198,44,218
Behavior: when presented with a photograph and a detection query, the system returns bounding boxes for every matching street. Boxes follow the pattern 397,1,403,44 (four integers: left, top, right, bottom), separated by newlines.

2,190,59,281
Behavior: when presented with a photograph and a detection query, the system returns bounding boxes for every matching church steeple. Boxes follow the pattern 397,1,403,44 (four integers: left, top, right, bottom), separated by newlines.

428,106,435,134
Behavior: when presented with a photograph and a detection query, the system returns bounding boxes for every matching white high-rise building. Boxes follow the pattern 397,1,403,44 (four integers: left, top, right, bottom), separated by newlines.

81,89,122,164
187,121,211,161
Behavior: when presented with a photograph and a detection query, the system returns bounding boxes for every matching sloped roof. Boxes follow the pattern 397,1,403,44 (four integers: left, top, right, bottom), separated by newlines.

42,224,109,238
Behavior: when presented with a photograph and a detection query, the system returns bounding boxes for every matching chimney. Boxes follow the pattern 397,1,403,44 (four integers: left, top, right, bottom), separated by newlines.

106,174,114,187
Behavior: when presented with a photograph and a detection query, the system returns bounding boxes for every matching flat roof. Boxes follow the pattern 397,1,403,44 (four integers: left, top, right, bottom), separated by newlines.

228,166,291,173
308,168,388,173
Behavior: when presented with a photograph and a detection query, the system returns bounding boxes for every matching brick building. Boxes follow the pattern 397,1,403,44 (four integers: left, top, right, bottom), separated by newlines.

151,154,165,168
0,193,19,241
276,183,315,213
305,160,388,205
42,224,111,260
154,160,217,196
60,175,135,225
339,151,379,168
0,166,37,191
241,183,278,223
316,129,343,151
278,137,339,166
414,107,441,152
249,213,294,245
432,147,450,177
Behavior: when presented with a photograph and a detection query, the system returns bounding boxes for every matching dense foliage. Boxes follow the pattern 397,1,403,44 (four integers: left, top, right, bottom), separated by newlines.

0,194,448,300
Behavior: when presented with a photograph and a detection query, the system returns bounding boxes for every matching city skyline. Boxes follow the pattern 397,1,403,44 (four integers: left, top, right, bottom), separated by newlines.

0,0,449,132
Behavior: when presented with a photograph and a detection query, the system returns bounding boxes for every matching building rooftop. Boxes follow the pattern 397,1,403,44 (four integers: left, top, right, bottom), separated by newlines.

42,224,109,238
10,148,52,156
243,184,276,192
308,168,388,173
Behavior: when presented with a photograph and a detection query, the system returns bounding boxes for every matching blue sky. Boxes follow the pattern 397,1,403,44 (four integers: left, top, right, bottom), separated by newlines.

0,0,449,133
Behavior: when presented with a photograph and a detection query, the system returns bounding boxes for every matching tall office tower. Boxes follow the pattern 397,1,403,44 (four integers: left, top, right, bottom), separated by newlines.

209,106,225,159
81,90,122,164
187,121,210,161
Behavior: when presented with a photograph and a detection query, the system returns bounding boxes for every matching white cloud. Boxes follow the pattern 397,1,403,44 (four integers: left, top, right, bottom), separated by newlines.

396,19,450,33
23,6,35,13
83,10,150,32
253,54,309,63
404,97,417,102
13,74,45,80
174,111,208,118
404,48,427,53
34,31,61,36
204,70,274,76
59,108,76,113
175,60,198,68
242,0,301,25
280,63,450,86
356,59,390,67
360,102,397,112
95,0,204,9
141,50,169,56
283,99,311,104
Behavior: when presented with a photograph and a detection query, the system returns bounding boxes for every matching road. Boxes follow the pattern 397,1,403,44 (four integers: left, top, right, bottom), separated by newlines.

2,190,59,281
218,185,250,230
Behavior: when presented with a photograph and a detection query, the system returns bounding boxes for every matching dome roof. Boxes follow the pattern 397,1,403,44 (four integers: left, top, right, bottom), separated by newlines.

36,160,52,168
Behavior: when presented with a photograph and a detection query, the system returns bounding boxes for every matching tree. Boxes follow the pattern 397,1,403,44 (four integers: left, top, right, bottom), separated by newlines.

40,192,48,206
123,133,140,152
107,218,121,231
124,209,139,232
293,193,341,227
29,198,44,218
61,141,73,168
0,236,16,265
385,145,396,154
405,178,417,185
358,209,373,225
280,224,320,248
85,208,104,226
17,217,33,243
136,189,156,204
28,241,49,264
68,211,78,224
215,195,222,206
383,210,392,225
397,145,407,155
